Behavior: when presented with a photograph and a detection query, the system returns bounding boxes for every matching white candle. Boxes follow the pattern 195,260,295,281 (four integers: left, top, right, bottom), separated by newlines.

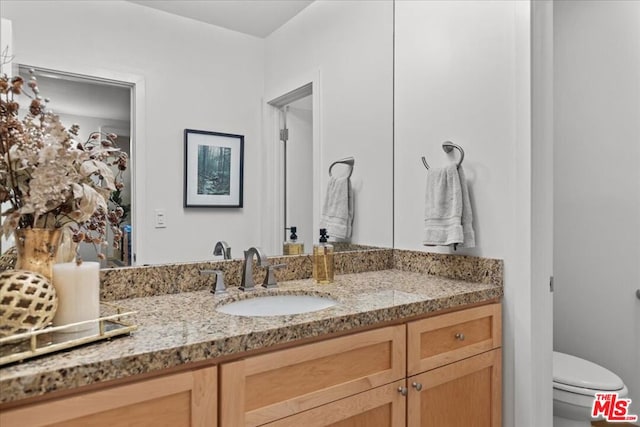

52,262,100,335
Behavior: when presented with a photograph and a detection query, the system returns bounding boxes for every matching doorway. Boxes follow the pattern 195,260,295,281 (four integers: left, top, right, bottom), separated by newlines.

10,65,135,266
266,81,320,255
278,96,313,252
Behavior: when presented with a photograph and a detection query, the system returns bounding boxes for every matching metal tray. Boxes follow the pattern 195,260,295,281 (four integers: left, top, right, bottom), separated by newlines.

0,303,137,366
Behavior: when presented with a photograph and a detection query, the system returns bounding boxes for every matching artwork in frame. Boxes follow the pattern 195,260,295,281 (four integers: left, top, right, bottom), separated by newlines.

184,129,244,208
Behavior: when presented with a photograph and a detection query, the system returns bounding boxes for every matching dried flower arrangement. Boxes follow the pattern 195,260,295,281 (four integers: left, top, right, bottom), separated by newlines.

0,68,128,259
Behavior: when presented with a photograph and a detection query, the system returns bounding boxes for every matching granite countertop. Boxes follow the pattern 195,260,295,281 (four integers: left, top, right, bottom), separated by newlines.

0,268,503,405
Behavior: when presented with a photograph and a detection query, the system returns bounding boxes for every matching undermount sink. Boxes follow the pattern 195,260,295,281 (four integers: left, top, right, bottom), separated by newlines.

217,294,338,317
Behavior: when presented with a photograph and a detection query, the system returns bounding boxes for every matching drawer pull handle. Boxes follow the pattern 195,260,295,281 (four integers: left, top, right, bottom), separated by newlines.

398,386,408,396
455,332,465,341
412,382,423,391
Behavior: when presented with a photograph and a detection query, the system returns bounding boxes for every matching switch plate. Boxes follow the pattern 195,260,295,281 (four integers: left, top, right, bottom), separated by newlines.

154,209,167,228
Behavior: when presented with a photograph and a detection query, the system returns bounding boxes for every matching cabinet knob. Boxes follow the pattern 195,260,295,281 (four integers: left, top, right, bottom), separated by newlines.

398,386,408,396
455,332,465,341
412,382,423,391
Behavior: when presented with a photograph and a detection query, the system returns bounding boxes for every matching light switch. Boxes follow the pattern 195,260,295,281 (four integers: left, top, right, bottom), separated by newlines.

154,209,167,228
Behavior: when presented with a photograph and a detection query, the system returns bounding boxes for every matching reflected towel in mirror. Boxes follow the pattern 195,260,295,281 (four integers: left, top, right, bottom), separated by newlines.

320,176,354,239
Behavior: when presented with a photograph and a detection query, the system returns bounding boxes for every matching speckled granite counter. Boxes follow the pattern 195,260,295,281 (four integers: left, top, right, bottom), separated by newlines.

0,267,502,405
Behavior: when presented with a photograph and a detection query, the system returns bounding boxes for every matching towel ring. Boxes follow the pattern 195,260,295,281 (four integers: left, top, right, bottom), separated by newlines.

329,156,355,179
421,141,465,170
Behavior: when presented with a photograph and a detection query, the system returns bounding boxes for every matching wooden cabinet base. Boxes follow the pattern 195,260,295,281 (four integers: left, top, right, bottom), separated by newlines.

0,367,217,427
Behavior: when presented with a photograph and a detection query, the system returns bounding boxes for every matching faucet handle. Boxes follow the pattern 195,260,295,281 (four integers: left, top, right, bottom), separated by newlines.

262,263,286,289
201,269,227,294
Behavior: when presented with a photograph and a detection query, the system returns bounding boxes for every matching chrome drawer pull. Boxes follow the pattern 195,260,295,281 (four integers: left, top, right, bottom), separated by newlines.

454,332,465,341
412,382,423,391
398,386,408,396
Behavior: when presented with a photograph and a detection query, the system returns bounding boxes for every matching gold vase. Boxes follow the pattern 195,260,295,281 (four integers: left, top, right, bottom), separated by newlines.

15,228,63,280
56,227,78,264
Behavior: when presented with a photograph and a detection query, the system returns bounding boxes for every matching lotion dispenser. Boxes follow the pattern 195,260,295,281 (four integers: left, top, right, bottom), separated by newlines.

313,228,334,284
283,226,304,255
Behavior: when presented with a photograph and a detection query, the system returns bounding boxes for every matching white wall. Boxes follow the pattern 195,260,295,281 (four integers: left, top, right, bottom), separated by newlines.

394,0,517,259
264,0,394,249
395,1,553,426
0,17,12,76
1,0,265,264
554,0,640,414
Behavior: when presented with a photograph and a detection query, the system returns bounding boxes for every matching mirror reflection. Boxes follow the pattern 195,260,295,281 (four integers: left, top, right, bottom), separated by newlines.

16,67,134,266
1,0,394,266
282,98,313,254
272,91,314,255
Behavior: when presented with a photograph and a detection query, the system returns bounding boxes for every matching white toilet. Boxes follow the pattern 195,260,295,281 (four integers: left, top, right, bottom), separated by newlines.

553,351,629,427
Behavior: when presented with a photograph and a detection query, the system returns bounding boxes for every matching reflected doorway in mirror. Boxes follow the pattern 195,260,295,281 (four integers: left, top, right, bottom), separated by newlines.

267,80,318,256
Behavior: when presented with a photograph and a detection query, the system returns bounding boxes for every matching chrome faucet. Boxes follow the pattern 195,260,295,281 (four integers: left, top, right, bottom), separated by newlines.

240,247,269,291
213,241,232,260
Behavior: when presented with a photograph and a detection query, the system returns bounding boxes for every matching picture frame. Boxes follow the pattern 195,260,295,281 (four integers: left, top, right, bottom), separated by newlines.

184,129,244,208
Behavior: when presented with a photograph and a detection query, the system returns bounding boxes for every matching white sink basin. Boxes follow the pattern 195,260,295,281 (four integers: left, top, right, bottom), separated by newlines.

217,294,338,317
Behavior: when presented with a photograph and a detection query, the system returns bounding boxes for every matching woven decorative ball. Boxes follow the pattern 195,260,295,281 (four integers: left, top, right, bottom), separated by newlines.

0,269,58,338
0,246,18,272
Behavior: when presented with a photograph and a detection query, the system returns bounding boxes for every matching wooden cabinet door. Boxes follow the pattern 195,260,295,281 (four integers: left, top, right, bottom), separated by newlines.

407,349,501,427
407,303,501,375
220,325,406,426
263,380,406,427
0,367,217,427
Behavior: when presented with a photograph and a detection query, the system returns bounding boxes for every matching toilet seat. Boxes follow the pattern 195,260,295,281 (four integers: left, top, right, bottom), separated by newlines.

553,352,624,394
554,381,625,397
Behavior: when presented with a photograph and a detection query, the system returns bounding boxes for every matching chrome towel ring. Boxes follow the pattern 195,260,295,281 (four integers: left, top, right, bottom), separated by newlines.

422,141,465,170
329,156,355,179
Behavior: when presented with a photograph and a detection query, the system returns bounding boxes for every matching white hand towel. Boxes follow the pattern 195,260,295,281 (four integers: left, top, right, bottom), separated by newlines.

320,175,354,239
423,164,475,248
458,166,475,248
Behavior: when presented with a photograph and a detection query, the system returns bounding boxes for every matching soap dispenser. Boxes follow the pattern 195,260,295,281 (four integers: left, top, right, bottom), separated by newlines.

283,226,304,255
313,228,334,284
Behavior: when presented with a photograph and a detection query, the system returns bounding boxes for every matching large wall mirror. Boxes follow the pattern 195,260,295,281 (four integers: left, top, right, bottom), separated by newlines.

1,0,394,266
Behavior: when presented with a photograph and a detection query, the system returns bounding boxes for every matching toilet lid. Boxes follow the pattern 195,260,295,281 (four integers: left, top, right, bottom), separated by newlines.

553,352,624,392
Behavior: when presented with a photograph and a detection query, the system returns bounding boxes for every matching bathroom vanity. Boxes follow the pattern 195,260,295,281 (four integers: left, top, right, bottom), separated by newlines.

0,251,503,426
221,302,501,426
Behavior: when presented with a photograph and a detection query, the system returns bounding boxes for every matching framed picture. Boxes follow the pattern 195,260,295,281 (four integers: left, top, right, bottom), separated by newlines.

184,129,244,208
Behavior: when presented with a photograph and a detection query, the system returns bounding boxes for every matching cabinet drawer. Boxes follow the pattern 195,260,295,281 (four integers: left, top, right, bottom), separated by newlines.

220,325,406,426
407,303,501,375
